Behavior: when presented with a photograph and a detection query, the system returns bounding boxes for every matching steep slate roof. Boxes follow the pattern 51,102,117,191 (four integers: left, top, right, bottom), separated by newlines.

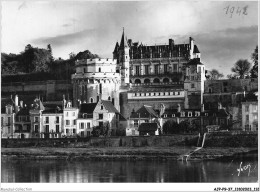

130,105,158,119
119,30,129,49
1,97,15,113
31,98,45,110
138,123,158,132
101,100,119,113
113,42,119,53
80,103,98,114
193,45,200,53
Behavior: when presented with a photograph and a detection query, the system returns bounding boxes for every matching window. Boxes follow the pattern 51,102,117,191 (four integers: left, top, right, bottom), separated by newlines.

90,98,94,103
135,66,140,76
66,129,69,134
74,120,76,125
7,117,11,125
35,117,39,122
144,79,150,84
87,122,90,129
56,125,59,133
134,120,138,127
223,88,227,92
205,113,208,116
45,117,49,124
154,65,159,75
153,78,160,83
191,84,195,88
172,114,175,117
144,65,149,75
181,112,185,117
34,125,39,133
66,120,70,125
101,105,103,110
198,66,201,73
81,123,84,129
66,112,69,117
135,79,141,84
188,112,192,117
164,64,168,73
45,125,49,133
223,82,228,86
84,68,86,73
209,88,212,93
195,112,200,116
108,96,111,101
164,114,167,118
253,105,257,112
56,116,59,123
73,129,76,134
99,114,103,119
99,84,102,94
81,131,84,137
245,106,249,112
173,64,177,71
246,115,249,122
99,67,101,72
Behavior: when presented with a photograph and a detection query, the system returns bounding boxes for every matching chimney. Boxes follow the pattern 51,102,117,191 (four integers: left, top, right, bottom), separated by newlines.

20,100,23,108
177,104,181,112
201,103,204,112
169,39,174,48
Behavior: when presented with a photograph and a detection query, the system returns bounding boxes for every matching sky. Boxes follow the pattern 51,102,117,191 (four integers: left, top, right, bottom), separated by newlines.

1,1,258,77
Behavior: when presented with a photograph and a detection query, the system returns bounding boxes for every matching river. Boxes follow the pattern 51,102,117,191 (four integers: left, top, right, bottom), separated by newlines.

1,156,258,183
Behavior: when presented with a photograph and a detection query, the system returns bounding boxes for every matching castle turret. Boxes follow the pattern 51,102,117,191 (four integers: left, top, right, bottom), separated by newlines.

118,28,130,85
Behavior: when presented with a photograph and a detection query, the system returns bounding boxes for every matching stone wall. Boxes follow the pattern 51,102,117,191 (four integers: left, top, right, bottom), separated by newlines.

1,134,198,148
1,80,72,101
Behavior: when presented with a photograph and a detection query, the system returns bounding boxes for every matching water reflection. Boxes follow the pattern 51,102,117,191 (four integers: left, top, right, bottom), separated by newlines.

1,158,258,183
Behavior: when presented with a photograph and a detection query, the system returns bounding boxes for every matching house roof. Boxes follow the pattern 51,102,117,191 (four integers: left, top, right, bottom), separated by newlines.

16,108,30,116
138,123,158,132
130,105,158,119
42,106,63,114
31,98,45,110
101,100,119,113
119,30,129,49
80,103,98,114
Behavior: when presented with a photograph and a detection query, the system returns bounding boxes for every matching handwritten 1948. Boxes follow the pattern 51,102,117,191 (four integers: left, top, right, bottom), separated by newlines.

224,5,248,18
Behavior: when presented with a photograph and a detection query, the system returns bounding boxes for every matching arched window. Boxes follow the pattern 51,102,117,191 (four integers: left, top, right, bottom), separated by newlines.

163,78,169,83
135,79,141,84
130,80,132,83
108,96,111,101
144,79,150,84
153,78,160,83
99,68,101,72
90,97,94,103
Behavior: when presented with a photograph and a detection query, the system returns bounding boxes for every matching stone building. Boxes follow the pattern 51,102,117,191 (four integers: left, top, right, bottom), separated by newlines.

113,30,205,118
1,96,15,138
72,58,121,111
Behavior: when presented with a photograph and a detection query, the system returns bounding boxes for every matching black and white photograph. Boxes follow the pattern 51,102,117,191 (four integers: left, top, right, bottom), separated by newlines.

0,0,258,191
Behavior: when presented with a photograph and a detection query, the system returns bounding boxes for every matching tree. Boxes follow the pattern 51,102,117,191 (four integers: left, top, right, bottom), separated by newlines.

162,120,180,134
231,59,251,79
250,46,258,78
226,74,237,79
208,69,224,80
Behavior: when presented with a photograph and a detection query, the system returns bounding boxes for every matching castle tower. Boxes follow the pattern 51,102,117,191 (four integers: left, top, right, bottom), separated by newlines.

72,58,121,111
184,57,206,109
118,29,130,85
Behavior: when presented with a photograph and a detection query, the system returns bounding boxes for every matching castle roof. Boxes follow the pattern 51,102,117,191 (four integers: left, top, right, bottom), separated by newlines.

193,45,200,53
113,42,119,53
119,29,129,49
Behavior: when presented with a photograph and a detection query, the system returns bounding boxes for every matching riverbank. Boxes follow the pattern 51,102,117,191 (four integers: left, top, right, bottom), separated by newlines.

1,147,257,161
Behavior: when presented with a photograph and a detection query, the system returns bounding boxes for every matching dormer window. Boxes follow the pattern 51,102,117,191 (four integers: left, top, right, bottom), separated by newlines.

101,105,103,110
181,112,185,117
164,114,167,118
188,112,192,117
172,114,175,117
195,112,200,116
205,113,208,116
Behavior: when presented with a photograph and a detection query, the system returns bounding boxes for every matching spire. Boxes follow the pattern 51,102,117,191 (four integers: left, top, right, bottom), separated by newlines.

120,28,129,49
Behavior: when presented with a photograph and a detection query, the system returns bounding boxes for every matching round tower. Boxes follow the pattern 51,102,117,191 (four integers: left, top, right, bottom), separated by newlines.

72,58,121,111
